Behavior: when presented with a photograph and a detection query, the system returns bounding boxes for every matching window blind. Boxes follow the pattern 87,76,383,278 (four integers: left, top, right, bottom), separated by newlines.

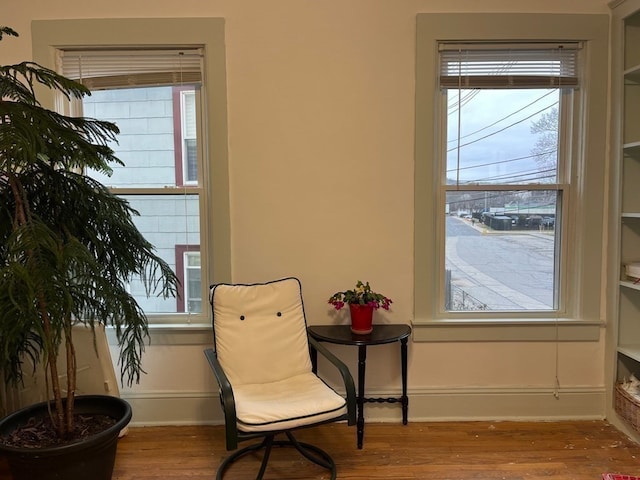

58,48,203,90
439,43,581,89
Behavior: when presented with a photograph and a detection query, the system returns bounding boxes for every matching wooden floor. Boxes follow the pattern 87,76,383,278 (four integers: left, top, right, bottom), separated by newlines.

2,420,640,479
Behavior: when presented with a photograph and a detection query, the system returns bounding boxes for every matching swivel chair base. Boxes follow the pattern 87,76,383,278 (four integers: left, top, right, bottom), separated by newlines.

216,431,337,480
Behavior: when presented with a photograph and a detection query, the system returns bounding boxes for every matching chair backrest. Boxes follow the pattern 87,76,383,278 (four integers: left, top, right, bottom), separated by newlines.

210,277,313,386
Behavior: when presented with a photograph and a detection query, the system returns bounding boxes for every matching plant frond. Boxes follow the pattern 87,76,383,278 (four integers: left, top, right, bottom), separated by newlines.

0,101,121,176
0,26,18,41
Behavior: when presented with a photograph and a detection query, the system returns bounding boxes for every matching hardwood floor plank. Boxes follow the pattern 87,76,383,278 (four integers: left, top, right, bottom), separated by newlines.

1,420,640,479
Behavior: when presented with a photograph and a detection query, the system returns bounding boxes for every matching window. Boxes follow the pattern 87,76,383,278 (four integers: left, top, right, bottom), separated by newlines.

175,246,201,313
184,252,202,313
440,43,577,313
59,50,204,317
174,87,198,186
32,18,231,325
414,14,608,339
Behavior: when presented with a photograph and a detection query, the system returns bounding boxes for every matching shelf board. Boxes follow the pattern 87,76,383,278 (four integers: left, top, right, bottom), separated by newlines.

625,63,640,83
621,212,640,218
619,345,640,363
620,279,640,291
624,140,640,154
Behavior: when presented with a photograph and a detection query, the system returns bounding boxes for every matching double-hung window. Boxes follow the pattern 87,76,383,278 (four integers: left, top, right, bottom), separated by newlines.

32,18,231,330
440,43,578,313
58,49,206,319
414,14,608,339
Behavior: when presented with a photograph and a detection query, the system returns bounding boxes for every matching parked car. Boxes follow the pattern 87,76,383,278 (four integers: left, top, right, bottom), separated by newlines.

525,215,543,228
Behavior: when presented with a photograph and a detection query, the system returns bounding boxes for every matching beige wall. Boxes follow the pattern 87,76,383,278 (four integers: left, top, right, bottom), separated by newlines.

1,0,613,424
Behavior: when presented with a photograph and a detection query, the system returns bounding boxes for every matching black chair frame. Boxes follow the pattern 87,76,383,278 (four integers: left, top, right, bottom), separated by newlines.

204,336,356,480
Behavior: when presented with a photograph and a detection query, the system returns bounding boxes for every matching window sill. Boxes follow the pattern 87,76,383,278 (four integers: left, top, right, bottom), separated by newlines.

411,318,602,342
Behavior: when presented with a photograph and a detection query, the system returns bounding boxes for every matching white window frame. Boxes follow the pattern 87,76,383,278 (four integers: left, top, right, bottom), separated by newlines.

414,13,608,342
32,18,231,330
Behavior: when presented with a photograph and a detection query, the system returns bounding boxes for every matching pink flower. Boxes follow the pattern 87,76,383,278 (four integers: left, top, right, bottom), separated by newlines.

327,281,392,313
332,300,344,310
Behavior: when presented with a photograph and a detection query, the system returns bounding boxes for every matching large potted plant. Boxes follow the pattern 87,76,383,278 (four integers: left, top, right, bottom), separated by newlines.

0,26,178,480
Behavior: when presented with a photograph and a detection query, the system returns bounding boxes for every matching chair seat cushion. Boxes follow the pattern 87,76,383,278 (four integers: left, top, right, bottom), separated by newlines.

233,372,347,432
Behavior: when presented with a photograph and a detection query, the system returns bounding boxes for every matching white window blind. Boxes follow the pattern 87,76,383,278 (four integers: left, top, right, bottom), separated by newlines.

58,49,203,90
439,43,581,89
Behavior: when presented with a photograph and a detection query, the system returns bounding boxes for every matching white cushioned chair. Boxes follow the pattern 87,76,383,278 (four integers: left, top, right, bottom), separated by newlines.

204,277,356,480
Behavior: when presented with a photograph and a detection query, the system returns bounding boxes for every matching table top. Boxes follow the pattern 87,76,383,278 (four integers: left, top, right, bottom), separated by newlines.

308,324,411,346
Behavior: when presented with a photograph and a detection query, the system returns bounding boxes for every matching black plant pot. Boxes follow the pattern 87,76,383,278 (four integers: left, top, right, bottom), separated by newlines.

0,395,132,480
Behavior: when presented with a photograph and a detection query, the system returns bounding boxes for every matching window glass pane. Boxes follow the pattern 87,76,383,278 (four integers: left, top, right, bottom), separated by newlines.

446,89,559,186
188,299,202,314
83,86,183,188
81,83,203,317
181,90,198,184
186,252,201,267
185,138,198,182
186,259,202,314
123,194,200,314
188,298,202,313
445,190,558,311
182,91,197,137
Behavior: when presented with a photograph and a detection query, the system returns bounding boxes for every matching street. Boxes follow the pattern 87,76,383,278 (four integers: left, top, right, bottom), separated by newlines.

446,216,555,311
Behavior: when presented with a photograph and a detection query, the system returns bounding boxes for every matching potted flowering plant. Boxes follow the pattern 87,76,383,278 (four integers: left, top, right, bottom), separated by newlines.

328,281,392,334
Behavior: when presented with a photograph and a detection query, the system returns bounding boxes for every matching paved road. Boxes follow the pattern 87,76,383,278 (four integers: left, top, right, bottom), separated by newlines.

446,216,555,311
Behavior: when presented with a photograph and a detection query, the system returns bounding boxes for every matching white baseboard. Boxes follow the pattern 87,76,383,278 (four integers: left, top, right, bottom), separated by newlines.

389,386,605,422
122,385,606,426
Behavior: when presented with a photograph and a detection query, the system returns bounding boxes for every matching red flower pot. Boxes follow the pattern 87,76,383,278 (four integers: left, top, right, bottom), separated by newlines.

349,304,374,334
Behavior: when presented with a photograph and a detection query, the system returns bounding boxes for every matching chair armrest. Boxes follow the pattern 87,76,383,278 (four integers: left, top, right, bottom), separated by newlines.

308,336,356,426
203,348,239,450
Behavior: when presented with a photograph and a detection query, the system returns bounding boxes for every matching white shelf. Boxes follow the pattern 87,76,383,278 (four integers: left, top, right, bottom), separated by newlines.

612,1,640,438
621,279,640,291
625,63,640,83
619,345,640,363
624,140,640,154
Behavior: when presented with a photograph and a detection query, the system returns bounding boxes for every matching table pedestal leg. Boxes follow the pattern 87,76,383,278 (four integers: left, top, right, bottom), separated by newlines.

310,342,318,374
400,337,408,425
357,345,366,449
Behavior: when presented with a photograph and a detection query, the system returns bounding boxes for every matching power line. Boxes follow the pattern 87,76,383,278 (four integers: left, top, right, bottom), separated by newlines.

472,168,556,184
446,190,559,208
447,102,558,153
447,90,557,144
447,89,481,115
446,149,557,174
452,171,557,186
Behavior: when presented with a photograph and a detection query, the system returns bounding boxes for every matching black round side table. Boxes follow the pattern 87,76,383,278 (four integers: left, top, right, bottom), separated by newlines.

307,323,411,449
